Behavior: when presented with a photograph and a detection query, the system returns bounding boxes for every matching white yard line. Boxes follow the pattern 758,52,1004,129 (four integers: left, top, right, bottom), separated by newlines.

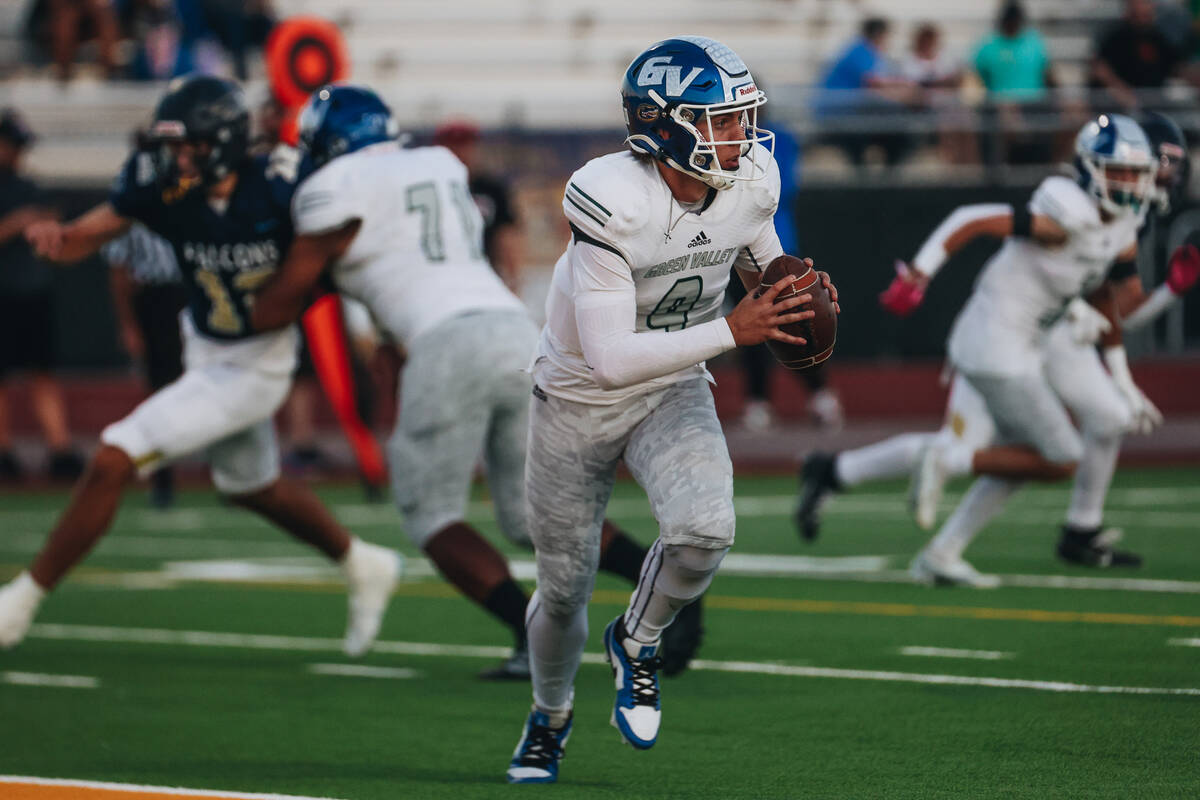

1,671,99,689
899,646,1015,661
0,775,346,799
1167,638,1200,648
308,663,421,680
24,623,1200,698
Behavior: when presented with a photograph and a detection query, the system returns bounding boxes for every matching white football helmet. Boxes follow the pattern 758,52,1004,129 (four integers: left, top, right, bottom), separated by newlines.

1074,114,1157,217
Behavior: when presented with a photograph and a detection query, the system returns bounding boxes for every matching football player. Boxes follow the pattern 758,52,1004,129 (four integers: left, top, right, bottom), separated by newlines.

797,113,1197,583
500,37,837,783
248,85,705,682
800,114,1168,586
0,76,399,655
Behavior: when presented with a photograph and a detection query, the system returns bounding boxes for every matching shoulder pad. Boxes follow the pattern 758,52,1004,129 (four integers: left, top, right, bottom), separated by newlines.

292,156,359,235
1030,176,1100,233
745,143,781,218
562,153,650,254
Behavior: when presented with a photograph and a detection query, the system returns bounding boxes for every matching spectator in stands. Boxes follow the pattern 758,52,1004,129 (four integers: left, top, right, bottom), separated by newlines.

117,0,179,81
434,120,525,291
201,0,275,80
0,110,84,482
812,17,921,167
974,1,1065,165
25,0,120,81
901,23,977,164
101,222,185,508
1091,0,1198,111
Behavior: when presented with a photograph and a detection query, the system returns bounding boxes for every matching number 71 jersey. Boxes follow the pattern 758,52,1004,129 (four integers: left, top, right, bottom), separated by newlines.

291,143,524,346
536,148,782,405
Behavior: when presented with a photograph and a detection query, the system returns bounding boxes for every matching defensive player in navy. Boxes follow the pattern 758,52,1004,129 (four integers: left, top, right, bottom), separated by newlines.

504,37,837,783
0,76,399,656
250,85,706,682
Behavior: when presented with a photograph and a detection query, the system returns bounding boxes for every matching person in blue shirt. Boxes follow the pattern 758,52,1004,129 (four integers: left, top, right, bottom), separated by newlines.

813,17,920,166
0,75,400,656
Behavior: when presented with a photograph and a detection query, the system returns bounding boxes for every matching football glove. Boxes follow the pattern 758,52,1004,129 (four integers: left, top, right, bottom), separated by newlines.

1166,243,1200,295
1103,346,1163,435
879,260,926,317
1063,297,1112,346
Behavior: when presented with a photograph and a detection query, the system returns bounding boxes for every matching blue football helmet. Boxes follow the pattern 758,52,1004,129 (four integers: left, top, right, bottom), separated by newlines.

621,36,774,190
1074,113,1157,217
297,84,401,170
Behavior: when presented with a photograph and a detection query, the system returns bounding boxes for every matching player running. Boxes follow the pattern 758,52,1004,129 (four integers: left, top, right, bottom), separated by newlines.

0,76,399,655
248,84,706,682
501,36,837,783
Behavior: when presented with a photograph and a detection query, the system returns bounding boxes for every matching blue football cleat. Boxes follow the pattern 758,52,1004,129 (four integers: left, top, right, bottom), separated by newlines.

506,707,572,783
604,616,662,749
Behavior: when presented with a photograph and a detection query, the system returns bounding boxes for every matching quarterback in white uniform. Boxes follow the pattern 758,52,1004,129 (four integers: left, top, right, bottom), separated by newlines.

506,36,837,784
832,114,1162,585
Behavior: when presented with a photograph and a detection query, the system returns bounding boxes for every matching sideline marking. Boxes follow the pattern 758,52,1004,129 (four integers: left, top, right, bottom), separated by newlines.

1168,638,1200,648
0,776,344,799
1,671,99,689
22,624,1200,698
307,663,421,680
899,646,1015,661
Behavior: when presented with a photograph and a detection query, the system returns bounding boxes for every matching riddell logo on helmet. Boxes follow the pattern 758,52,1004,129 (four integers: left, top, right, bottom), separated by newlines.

737,84,757,97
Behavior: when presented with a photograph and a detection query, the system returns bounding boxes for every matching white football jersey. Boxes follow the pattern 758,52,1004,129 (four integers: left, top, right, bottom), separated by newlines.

292,143,525,347
948,176,1140,375
536,145,782,404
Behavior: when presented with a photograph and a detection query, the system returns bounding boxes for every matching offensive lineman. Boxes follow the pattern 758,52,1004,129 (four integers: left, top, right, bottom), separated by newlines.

248,85,705,681
796,113,1196,584
806,114,1157,585
504,37,838,783
0,76,399,655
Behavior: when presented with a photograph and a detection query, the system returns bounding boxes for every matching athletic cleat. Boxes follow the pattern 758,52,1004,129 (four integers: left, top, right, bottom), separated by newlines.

909,442,948,531
910,551,1001,589
659,598,704,677
341,539,402,657
479,640,531,681
1056,526,1142,568
795,451,840,542
604,616,661,749
0,571,46,649
506,707,572,783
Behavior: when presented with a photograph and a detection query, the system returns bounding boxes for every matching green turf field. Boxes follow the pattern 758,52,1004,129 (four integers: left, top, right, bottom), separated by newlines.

1,468,1198,799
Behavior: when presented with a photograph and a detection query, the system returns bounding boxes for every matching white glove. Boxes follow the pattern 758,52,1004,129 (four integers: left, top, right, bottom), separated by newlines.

1103,346,1163,434
1063,297,1112,346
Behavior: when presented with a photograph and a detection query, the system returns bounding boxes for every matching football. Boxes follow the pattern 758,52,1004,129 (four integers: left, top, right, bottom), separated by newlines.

755,254,837,371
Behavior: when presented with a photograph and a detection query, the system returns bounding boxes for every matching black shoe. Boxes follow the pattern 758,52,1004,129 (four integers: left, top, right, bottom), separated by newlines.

1056,525,1142,568
361,479,387,503
0,450,23,483
660,598,704,677
479,640,531,681
150,468,175,510
795,451,841,542
48,449,85,481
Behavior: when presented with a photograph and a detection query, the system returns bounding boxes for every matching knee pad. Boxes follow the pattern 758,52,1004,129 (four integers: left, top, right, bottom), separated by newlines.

658,497,736,550
658,544,728,602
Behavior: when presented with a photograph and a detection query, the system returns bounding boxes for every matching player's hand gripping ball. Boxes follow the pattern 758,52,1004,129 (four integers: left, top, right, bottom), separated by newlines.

755,255,838,370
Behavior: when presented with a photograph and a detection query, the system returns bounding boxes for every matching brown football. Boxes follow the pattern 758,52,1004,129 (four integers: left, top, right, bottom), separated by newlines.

755,254,837,371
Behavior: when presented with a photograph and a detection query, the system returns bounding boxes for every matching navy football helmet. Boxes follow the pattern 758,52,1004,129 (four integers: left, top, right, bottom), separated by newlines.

297,84,400,170
621,36,773,190
1139,111,1189,215
148,75,250,186
1074,113,1156,216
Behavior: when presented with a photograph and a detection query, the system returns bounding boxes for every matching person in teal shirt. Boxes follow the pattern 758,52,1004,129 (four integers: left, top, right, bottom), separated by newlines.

973,1,1057,100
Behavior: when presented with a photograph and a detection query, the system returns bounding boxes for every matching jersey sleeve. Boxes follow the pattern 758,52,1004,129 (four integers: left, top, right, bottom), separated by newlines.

562,159,648,266
1029,176,1099,235
292,158,363,236
108,150,167,229
99,231,132,268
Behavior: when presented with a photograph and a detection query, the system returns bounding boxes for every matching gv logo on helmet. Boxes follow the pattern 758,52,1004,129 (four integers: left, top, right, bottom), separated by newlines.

636,56,704,97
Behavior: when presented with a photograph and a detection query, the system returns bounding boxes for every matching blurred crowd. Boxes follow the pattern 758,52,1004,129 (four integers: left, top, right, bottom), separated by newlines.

813,0,1200,167
22,0,275,82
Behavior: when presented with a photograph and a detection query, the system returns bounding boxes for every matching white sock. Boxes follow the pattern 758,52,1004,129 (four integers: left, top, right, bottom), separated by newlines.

836,433,932,488
13,571,47,601
926,476,1022,561
1065,434,1121,530
525,589,586,720
623,542,727,645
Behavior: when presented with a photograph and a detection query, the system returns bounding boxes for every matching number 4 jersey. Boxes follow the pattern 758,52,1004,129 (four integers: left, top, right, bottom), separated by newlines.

291,142,524,347
536,145,782,405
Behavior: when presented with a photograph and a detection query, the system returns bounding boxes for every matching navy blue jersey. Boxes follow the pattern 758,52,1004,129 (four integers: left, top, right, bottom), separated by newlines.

109,147,301,340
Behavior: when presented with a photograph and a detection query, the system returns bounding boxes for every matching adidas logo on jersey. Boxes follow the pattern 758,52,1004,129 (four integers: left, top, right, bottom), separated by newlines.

687,231,712,249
